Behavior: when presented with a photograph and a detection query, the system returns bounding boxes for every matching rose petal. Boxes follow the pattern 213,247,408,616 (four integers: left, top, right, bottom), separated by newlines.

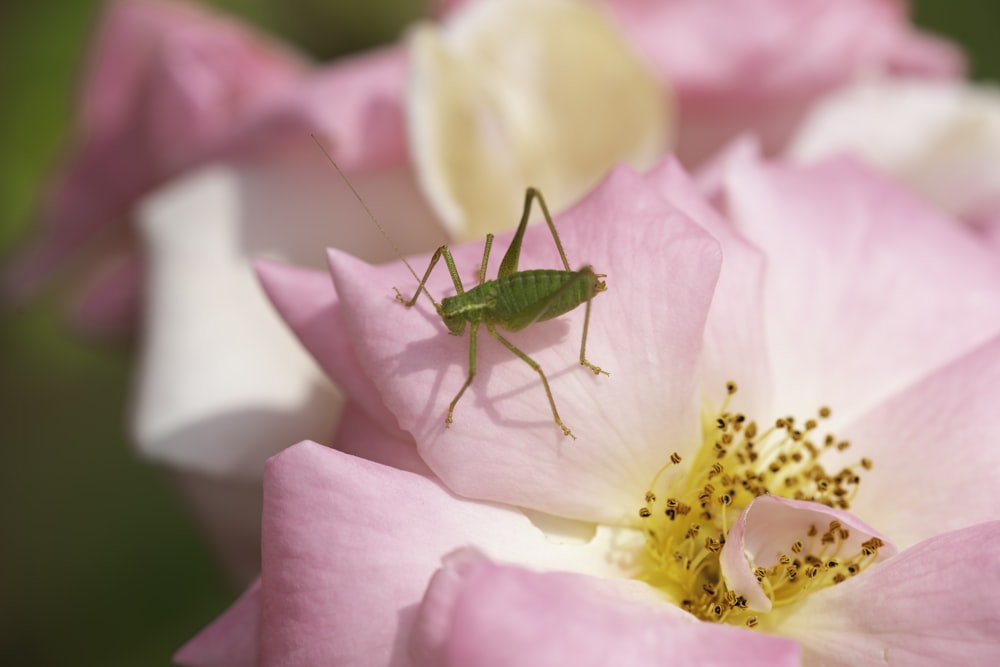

721,495,896,612
259,441,635,666
327,165,721,522
644,155,773,416
779,521,1000,667
332,400,432,476
412,549,801,667
221,46,413,173
722,156,1000,427
175,578,260,667
841,332,1000,549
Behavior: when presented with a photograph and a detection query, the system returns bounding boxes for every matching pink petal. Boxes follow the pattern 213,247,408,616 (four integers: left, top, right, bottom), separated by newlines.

883,28,966,78
216,46,411,172
604,0,962,164
327,165,722,522
780,521,1000,666
258,441,597,667
412,549,801,667
721,496,896,612
842,332,1000,549
722,156,1000,428
332,400,432,476
644,156,773,416
175,579,260,667
82,0,304,143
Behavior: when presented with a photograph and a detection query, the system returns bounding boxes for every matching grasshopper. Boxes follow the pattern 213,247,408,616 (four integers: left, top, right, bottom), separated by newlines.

316,139,608,439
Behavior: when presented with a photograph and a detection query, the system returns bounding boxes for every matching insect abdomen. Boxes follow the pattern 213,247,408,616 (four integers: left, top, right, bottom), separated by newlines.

491,269,595,331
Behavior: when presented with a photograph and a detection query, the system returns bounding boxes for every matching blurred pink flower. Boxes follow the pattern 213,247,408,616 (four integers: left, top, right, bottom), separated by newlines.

178,154,1000,665
603,0,963,164
5,0,431,335
3,0,447,580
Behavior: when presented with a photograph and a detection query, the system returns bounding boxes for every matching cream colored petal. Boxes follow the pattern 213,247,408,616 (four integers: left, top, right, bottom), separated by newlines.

408,0,671,239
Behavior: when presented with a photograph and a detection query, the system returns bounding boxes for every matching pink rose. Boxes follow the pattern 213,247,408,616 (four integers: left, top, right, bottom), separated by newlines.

5,0,668,579
179,153,1000,665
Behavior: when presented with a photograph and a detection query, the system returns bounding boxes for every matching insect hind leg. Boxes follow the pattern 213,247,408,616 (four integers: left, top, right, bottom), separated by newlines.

485,323,575,439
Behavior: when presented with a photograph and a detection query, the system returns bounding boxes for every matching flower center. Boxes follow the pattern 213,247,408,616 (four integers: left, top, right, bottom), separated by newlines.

637,382,885,628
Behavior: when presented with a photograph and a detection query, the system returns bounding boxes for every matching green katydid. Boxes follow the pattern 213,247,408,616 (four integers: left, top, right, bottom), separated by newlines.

315,138,608,439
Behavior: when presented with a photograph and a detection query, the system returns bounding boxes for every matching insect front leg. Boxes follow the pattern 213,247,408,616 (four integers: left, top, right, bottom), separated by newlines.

396,245,466,308
446,321,479,427
485,323,575,440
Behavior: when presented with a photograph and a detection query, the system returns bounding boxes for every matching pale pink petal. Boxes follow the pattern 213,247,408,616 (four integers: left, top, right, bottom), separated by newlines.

788,79,1000,222
332,400,432,476
258,441,625,667
841,333,1000,549
780,521,1000,666
721,496,896,612
722,156,1000,427
412,549,801,667
644,156,773,416
327,165,722,522
603,0,962,165
175,579,260,667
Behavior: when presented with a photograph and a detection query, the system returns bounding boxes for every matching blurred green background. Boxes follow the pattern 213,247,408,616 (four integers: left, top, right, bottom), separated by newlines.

1,1,998,665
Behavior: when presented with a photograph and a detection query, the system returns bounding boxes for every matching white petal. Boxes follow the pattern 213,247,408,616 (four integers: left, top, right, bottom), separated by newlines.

131,162,340,478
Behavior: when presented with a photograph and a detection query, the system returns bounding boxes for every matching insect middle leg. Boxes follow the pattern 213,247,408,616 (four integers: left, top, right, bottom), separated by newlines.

445,321,480,427
578,269,609,376
485,322,575,439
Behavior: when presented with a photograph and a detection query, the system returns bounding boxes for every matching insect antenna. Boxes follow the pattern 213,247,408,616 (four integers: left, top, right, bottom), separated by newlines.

310,134,439,308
